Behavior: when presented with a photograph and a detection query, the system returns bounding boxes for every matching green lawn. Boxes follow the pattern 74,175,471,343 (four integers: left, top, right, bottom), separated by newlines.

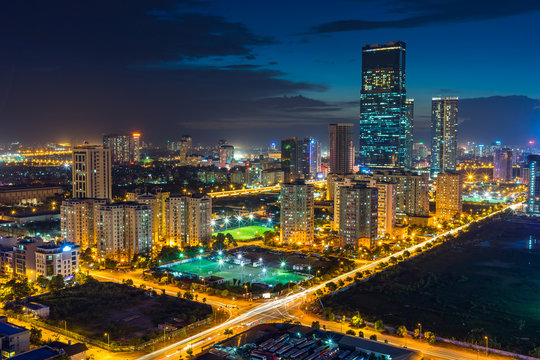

165,258,306,286
212,225,273,241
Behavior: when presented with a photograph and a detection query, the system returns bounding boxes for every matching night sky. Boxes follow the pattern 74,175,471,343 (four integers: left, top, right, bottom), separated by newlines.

1,0,540,148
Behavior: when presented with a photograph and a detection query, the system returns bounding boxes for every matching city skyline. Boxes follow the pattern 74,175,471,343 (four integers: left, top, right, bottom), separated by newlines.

0,1,539,147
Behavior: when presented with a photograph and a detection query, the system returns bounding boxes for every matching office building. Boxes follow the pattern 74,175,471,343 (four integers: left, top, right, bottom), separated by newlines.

493,148,513,182
281,137,299,182
431,97,458,176
359,41,411,169
527,155,540,214
436,172,463,219
95,202,153,261
338,182,378,249
280,180,314,244
72,145,112,200
0,185,62,206
35,242,80,279
219,145,234,168
261,169,285,186
103,133,141,163
299,137,321,178
165,194,212,247
329,123,354,174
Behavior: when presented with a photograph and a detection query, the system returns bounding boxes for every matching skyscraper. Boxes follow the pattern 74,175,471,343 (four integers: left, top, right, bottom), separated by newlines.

103,133,141,163
493,148,513,182
179,135,192,164
280,180,314,244
219,144,234,168
300,137,321,178
527,155,540,215
431,97,458,177
359,41,411,169
72,145,112,200
329,123,354,174
281,137,299,182
436,171,463,219
338,182,378,249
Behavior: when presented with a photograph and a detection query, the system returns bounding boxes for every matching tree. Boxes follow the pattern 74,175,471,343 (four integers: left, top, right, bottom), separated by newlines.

221,289,229,297
369,334,377,341
123,279,134,286
311,321,321,329
183,292,194,300
346,329,356,336
327,313,335,321
29,326,42,345
414,328,420,339
177,291,182,298
224,328,233,335
396,325,407,338
325,282,337,292
186,348,193,357
351,314,363,328
357,331,364,338
424,331,436,344
202,297,206,303
374,320,384,332
104,258,117,269
80,247,93,263
48,275,65,292
36,275,49,289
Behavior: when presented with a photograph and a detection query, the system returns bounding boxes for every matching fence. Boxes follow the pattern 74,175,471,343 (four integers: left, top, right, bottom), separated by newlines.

4,310,214,352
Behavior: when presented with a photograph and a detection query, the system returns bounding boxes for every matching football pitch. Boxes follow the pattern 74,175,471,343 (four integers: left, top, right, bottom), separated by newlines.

212,225,273,241
164,258,307,286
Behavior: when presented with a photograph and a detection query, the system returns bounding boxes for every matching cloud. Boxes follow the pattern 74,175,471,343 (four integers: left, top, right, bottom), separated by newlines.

305,0,540,33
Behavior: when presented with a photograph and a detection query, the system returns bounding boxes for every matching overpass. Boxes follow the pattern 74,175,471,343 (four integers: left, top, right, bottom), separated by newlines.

209,181,325,198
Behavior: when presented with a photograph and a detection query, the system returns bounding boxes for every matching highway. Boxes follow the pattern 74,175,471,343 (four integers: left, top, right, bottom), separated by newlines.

209,181,325,198
136,202,521,360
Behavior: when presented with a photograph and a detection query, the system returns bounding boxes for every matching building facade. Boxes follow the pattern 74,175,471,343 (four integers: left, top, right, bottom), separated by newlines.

493,148,513,182
0,186,62,205
431,97,458,177
165,194,212,247
35,243,80,279
358,41,411,169
329,123,354,174
72,145,112,200
338,182,378,249
527,155,540,214
60,198,107,249
280,180,314,245
219,145,234,168
436,171,463,219
103,133,140,163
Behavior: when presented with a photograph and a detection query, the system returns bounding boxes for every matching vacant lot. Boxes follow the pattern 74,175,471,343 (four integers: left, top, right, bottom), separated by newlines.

322,219,540,356
38,282,212,344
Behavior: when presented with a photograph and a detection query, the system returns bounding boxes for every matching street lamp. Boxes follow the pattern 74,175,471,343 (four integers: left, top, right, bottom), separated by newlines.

418,323,422,339
484,336,488,357
104,333,110,351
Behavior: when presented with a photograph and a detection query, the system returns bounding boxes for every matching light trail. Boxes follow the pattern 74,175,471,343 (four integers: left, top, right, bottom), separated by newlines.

137,202,521,360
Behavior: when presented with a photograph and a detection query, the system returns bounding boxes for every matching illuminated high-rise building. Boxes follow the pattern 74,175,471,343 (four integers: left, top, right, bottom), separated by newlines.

72,145,112,200
431,97,458,177
95,202,153,261
493,148,513,182
103,133,141,163
527,155,540,215
359,41,411,169
436,171,463,219
165,194,212,247
219,144,234,168
60,198,107,248
280,180,314,244
179,135,192,164
338,182,378,249
300,137,321,178
329,123,354,174
281,137,299,182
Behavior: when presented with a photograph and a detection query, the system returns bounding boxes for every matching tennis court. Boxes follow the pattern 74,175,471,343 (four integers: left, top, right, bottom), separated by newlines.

163,258,307,286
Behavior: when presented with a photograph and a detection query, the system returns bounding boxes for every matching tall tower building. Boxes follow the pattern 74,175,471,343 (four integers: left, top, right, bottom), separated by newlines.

338,182,378,249
165,194,212,247
103,133,141,163
280,180,314,244
493,148,513,182
219,145,234,168
405,98,414,168
60,198,107,248
431,97,458,177
281,137,299,182
527,155,540,215
436,171,463,219
179,135,192,164
300,137,321,178
130,132,141,163
329,123,354,174
359,41,411,169
72,145,112,200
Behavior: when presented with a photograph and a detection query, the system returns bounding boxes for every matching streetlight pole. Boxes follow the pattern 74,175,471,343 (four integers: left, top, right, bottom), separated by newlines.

485,336,488,357
418,323,422,339
104,333,110,351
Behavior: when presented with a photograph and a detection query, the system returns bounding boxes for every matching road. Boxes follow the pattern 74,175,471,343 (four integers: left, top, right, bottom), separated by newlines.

135,202,521,360
209,181,325,198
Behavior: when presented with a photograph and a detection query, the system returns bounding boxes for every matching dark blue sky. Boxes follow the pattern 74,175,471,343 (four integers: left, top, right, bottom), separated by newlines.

1,0,539,147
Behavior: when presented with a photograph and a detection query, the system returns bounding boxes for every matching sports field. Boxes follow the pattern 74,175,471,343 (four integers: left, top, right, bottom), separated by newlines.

164,258,306,286
212,225,273,241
